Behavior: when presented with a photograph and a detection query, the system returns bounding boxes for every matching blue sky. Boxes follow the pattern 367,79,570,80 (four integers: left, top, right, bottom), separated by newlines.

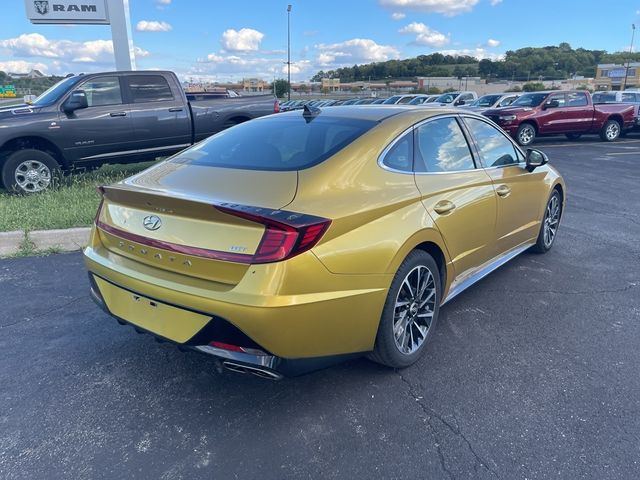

1,0,639,81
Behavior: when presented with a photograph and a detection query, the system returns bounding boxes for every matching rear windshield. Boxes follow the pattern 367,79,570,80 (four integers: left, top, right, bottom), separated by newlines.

171,115,376,171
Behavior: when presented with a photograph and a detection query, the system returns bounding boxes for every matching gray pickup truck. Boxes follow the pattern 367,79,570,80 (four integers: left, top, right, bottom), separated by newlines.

0,70,279,193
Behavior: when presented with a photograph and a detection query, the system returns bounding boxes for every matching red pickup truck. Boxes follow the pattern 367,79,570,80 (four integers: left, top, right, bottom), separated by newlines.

483,90,635,146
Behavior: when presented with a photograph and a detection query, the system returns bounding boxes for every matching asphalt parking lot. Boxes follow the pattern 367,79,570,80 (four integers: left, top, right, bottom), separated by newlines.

1,135,639,480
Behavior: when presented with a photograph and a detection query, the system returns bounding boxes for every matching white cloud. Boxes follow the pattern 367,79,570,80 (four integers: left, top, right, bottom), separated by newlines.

391,12,406,20
315,38,400,66
399,22,449,47
486,38,500,48
436,47,504,60
0,60,48,74
0,33,149,74
156,0,171,8
490,0,502,5
221,28,264,52
136,20,172,32
379,0,479,16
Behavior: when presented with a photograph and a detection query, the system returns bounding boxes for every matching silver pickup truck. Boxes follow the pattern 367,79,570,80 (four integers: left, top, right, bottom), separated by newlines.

0,70,279,193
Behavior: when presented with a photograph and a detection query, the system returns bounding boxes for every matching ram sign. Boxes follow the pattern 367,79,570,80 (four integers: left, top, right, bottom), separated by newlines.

25,0,109,24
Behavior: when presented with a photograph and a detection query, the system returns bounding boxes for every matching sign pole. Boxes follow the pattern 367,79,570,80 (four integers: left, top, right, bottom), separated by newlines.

107,0,136,70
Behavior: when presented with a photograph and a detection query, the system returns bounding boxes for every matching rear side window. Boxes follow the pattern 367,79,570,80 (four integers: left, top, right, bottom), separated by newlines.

464,118,521,167
622,92,638,102
127,75,174,103
414,117,475,173
172,115,376,171
567,92,588,107
381,132,413,172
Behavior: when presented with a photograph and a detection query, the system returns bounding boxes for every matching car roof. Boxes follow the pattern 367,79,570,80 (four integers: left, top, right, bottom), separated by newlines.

275,105,471,123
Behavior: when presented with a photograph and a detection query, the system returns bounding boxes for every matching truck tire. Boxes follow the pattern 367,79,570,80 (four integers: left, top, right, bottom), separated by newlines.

516,123,536,146
600,119,621,142
1,149,60,194
565,133,582,140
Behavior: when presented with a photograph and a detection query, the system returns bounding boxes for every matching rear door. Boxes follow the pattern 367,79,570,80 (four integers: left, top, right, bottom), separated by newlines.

123,74,192,156
57,75,134,164
412,115,497,282
562,92,593,132
462,116,547,253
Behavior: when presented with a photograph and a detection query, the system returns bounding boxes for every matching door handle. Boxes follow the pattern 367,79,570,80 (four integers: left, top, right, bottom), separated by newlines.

109,112,127,117
433,200,456,215
496,185,511,197
168,107,183,112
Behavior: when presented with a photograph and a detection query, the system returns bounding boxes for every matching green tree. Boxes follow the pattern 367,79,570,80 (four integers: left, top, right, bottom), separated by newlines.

522,82,546,92
272,79,290,98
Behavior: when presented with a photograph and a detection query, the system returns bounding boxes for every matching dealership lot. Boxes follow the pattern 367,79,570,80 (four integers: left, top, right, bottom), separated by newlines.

1,137,639,479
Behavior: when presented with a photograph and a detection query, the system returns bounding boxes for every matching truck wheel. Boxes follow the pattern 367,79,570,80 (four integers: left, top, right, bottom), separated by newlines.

1,149,60,194
565,133,582,140
600,119,621,142
516,123,536,146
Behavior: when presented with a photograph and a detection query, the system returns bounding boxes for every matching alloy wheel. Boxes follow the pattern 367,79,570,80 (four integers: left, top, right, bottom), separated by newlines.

543,194,561,248
605,122,620,141
393,265,436,355
519,126,534,145
14,160,52,193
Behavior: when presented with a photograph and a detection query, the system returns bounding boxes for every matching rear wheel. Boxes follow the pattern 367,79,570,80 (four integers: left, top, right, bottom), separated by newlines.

369,250,441,368
600,119,621,142
1,149,60,194
565,133,582,140
531,189,562,253
516,123,536,146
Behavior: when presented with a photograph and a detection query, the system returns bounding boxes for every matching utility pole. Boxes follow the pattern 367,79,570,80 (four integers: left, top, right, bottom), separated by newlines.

287,4,292,101
623,24,636,91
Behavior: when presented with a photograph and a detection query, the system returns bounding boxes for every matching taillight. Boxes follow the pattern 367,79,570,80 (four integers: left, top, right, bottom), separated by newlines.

215,203,331,264
274,99,280,113
94,185,105,224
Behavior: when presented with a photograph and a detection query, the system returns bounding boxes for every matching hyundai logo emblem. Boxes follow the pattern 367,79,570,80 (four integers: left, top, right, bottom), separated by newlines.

143,215,162,231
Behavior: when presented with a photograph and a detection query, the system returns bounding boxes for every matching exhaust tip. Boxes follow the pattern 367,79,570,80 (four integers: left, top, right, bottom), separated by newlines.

222,361,283,380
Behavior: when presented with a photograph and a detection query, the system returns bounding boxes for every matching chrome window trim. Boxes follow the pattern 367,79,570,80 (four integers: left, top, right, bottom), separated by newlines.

378,113,481,176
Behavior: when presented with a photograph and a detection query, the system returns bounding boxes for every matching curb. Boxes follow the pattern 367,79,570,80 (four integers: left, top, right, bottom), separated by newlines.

0,227,91,257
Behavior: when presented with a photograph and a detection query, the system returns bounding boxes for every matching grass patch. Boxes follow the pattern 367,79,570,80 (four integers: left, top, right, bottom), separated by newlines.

0,161,154,232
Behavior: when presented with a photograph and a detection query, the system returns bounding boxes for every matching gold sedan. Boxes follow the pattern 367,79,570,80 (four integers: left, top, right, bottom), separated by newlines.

84,106,565,379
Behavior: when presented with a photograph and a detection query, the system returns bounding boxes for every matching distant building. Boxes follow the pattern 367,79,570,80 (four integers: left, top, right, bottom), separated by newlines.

8,69,45,79
321,78,340,91
595,63,640,90
417,76,482,91
242,78,268,92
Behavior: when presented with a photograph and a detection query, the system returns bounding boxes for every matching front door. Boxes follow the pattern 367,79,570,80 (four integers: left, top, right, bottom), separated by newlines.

57,75,134,164
462,116,547,253
412,116,497,282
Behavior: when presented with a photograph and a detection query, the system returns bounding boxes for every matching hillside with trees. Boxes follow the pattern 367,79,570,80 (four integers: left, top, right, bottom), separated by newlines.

311,43,640,83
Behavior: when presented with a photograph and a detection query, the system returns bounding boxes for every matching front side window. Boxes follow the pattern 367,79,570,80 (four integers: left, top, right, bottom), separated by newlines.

414,117,475,173
473,95,501,107
81,76,122,107
566,92,588,107
127,75,174,103
622,92,638,102
464,117,521,167
546,93,566,108
499,95,517,107
381,132,413,172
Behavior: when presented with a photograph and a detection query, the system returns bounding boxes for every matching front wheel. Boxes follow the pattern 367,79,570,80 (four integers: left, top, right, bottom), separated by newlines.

369,250,441,368
1,149,60,194
516,123,536,146
600,119,621,142
531,189,562,253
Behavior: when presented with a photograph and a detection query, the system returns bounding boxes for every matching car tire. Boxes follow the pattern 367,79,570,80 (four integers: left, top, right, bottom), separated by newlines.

600,119,621,142
531,189,562,254
1,149,60,194
565,133,582,140
516,123,536,146
369,250,441,369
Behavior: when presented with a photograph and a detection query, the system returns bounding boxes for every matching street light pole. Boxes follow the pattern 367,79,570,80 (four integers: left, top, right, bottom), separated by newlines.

287,4,292,101
623,23,636,91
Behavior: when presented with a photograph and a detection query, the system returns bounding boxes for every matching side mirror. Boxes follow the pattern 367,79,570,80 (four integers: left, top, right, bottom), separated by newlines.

23,94,37,104
525,148,548,172
63,89,88,113
543,99,560,110
454,99,465,106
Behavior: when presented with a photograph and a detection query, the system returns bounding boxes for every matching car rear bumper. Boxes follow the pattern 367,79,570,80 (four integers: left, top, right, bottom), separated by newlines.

83,228,391,374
